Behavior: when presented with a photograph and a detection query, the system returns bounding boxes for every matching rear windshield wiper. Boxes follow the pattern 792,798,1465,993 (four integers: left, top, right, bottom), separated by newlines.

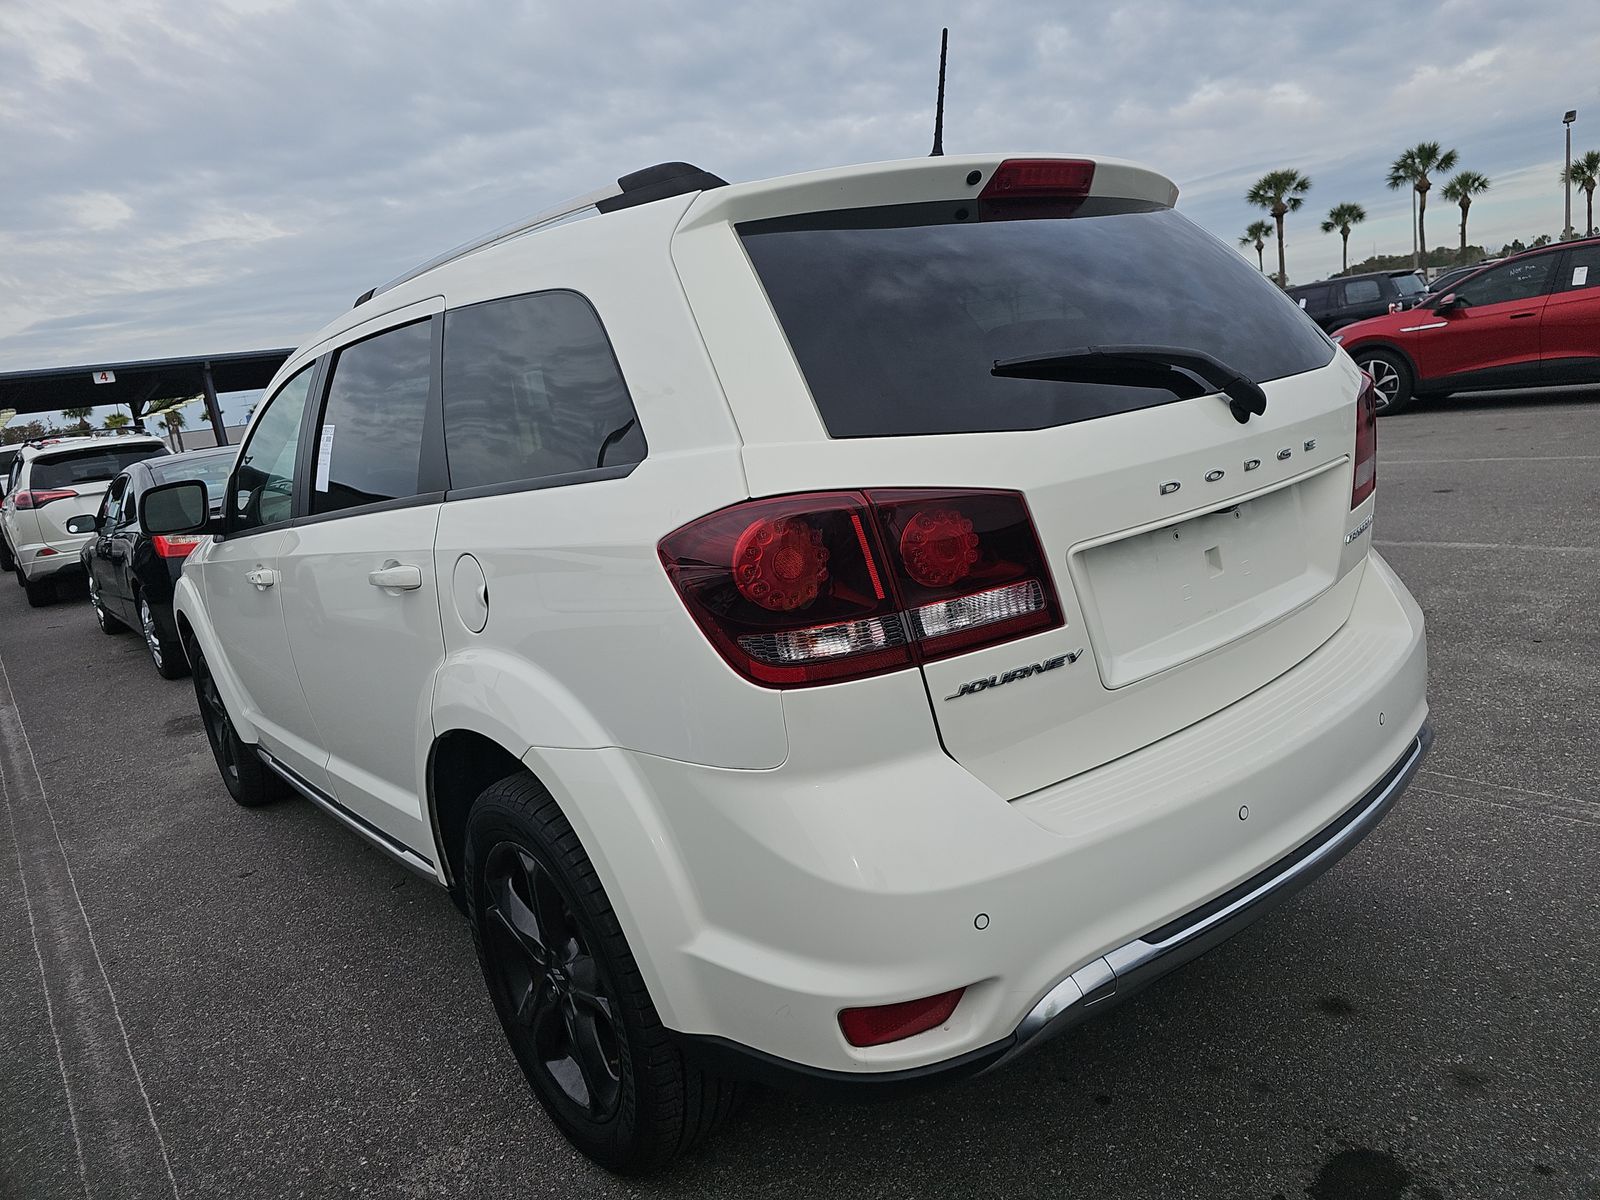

991,344,1268,424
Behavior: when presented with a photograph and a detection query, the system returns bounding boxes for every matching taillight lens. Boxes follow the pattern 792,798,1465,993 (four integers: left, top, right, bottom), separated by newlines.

658,489,1062,688
1352,373,1378,508
152,534,203,558
978,158,1096,220
839,988,965,1048
15,489,77,510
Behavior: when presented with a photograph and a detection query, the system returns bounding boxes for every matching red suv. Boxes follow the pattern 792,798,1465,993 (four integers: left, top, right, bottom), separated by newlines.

1336,238,1600,413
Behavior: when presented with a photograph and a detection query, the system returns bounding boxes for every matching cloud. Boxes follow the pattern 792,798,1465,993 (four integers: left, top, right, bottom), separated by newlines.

2,0,1600,373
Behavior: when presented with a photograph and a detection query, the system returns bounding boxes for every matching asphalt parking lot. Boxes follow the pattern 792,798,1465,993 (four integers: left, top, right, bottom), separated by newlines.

2,394,1597,1200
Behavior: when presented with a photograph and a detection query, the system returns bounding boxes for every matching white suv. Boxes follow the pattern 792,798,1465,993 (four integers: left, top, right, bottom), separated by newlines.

1,434,169,606
144,156,1429,1172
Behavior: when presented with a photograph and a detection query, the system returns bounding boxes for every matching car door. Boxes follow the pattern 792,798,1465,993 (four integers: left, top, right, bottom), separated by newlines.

86,481,121,610
105,473,141,617
1538,243,1600,384
201,361,334,792
1410,253,1559,387
276,308,446,855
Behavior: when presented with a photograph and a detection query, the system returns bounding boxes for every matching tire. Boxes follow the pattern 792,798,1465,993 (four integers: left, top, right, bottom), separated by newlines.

464,775,739,1173
21,567,57,608
191,646,285,806
1355,348,1415,415
89,575,127,634
0,536,14,573
138,591,189,679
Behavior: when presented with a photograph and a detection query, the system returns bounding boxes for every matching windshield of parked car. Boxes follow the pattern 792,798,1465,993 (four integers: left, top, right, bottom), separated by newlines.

150,451,235,503
740,203,1334,437
1391,274,1426,297
30,444,168,489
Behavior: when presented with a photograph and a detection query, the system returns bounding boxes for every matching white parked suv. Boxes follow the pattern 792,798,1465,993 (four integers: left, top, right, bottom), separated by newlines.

1,434,169,606
143,156,1429,1172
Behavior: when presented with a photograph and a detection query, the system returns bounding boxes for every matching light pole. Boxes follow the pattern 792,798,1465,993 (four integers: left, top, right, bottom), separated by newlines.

1564,109,1578,240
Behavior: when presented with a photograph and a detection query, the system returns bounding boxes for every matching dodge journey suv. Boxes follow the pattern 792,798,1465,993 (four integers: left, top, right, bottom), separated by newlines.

143,155,1430,1172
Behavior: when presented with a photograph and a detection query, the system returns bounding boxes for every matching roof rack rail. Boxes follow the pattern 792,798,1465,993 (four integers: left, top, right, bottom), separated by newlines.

361,161,726,306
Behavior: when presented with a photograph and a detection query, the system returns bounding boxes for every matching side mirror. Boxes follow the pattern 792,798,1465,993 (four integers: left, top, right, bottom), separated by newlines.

1431,292,1465,313
65,514,99,535
141,480,209,536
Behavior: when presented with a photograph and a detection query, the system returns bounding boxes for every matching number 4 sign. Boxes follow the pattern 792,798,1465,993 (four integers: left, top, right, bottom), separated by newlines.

91,370,116,384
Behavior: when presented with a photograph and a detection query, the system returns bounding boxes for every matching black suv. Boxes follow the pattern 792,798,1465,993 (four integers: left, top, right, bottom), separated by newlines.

1288,270,1426,332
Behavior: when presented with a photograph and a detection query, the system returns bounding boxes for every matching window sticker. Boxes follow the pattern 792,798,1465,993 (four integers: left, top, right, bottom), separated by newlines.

316,424,335,491
1574,266,1589,287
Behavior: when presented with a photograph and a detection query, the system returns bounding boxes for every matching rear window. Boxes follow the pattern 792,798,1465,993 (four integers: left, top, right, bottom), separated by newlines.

740,205,1334,437
1391,274,1425,297
151,451,235,501
30,444,168,489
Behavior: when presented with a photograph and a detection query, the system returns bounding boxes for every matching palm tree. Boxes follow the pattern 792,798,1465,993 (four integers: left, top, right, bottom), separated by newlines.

1439,171,1491,251
61,407,93,432
1246,169,1312,286
1561,150,1600,237
1387,142,1458,280
103,412,130,431
1319,203,1367,273
1239,220,1273,272
161,405,188,451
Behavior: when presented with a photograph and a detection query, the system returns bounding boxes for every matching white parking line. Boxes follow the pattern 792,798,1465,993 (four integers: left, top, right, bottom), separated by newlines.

1383,455,1600,465
0,651,182,1200
1376,539,1600,556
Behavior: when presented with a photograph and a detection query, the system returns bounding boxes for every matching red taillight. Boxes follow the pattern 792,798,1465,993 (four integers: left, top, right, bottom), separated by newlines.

15,489,77,510
152,535,203,558
1352,373,1378,508
839,988,965,1048
658,489,1062,688
978,158,1096,220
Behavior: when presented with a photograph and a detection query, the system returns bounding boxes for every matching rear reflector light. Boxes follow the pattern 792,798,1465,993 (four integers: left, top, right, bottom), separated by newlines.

1352,372,1378,508
659,489,1061,688
14,489,77,510
36,547,58,557
839,988,965,1048
979,158,1096,220
152,535,203,558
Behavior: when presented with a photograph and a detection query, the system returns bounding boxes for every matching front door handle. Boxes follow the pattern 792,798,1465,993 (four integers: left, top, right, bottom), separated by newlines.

245,566,278,588
1509,312,1536,319
368,562,423,591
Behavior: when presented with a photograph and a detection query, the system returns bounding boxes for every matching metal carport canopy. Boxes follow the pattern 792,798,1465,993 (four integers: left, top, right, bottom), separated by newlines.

0,348,293,443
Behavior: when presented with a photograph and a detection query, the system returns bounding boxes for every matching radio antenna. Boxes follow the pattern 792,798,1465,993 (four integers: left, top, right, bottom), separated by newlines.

930,27,948,157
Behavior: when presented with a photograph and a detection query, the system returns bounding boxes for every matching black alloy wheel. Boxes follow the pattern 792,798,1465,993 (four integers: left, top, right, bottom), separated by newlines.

465,775,738,1172
483,841,624,1123
190,647,281,806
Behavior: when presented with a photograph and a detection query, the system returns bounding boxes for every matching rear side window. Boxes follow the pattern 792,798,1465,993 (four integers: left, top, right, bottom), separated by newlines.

441,291,645,491
1342,279,1382,305
30,444,167,489
740,206,1334,437
311,320,433,515
1558,245,1600,291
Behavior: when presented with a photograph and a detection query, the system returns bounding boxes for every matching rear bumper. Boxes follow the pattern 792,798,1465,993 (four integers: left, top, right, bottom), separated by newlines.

675,721,1431,1094
20,548,87,582
537,551,1428,1080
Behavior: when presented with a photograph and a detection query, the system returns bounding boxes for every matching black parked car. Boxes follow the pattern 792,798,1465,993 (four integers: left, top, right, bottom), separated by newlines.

1287,269,1427,331
70,446,234,678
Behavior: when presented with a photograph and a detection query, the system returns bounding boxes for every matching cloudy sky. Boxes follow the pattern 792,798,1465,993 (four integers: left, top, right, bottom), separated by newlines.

4,0,1600,421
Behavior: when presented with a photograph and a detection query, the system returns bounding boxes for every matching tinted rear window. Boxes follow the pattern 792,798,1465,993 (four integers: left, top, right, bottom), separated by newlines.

741,205,1333,437
31,444,168,488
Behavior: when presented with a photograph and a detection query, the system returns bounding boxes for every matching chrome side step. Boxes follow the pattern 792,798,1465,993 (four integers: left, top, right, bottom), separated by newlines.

257,749,438,881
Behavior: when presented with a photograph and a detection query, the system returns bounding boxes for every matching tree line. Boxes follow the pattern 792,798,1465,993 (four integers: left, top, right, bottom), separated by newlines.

1239,142,1600,286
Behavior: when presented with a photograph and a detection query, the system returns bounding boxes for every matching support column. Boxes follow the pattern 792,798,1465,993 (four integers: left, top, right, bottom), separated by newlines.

200,362,228,445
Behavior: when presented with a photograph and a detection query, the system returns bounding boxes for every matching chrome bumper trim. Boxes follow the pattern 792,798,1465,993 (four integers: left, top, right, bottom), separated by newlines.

990,721,1433,1071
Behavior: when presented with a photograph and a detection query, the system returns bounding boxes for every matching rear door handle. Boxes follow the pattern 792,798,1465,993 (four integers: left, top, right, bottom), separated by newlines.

244,566,278,588
368,562,423,591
